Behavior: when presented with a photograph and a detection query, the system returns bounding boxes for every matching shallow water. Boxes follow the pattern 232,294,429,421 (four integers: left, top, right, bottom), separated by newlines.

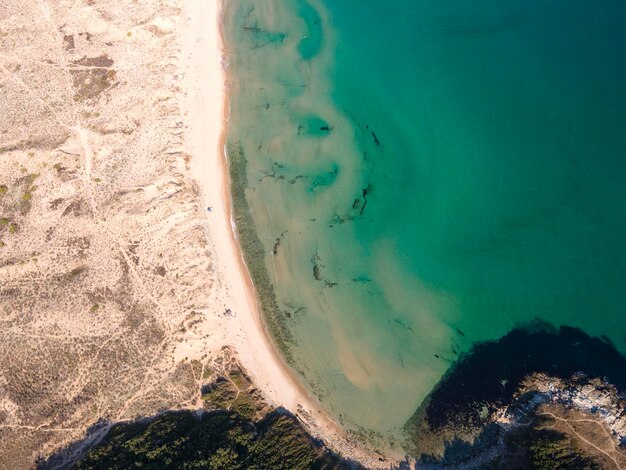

223,0,626,440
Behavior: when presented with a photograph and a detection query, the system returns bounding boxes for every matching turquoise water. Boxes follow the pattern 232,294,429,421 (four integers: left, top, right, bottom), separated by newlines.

223,0,626,443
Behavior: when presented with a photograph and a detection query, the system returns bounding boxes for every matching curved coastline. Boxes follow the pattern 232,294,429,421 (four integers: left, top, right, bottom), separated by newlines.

181,1,392,467
215,0,626,446
183,1,626,467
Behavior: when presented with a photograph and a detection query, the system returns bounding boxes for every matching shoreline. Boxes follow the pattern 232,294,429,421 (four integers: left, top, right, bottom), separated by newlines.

179,1,390,468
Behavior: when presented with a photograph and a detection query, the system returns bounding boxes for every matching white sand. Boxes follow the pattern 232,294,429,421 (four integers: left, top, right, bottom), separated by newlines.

179,1,389,467
0,0,388,466
181,0,313,415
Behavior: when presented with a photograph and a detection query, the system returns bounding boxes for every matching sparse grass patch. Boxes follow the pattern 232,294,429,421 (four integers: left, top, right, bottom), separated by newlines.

71,55,117,101
66,265,88,281
0,185,8,196
90,304,100,313
228,368,252,390
0,218,8,227
8,223,17,234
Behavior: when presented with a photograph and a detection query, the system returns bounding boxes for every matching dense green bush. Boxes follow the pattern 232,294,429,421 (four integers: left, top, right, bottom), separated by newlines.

524,429,600,470
76,410,353,470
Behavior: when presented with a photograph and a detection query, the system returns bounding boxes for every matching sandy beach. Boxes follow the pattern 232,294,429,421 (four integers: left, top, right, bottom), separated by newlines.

180,1,390,467
0,0,385,464
3,0,624,468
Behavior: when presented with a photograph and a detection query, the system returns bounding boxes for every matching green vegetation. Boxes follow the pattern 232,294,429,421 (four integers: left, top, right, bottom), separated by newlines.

201,365,263,421
227,141,296,364
8,223,17,234
202,379,238,409
227,367,251,390
230,394,257,421
90,304,100,313
0,218,8,227
523,429,600,469
75,410,353,470
0,185,8,196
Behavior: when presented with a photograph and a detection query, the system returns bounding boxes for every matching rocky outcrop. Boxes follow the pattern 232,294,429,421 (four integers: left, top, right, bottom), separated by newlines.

405,323,626,467
497,373,626,445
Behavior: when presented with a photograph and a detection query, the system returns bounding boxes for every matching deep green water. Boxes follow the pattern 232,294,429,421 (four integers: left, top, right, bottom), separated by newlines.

223,0,626,442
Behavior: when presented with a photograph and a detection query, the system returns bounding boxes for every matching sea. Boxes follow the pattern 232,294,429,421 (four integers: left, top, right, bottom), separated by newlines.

222,0,626,443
